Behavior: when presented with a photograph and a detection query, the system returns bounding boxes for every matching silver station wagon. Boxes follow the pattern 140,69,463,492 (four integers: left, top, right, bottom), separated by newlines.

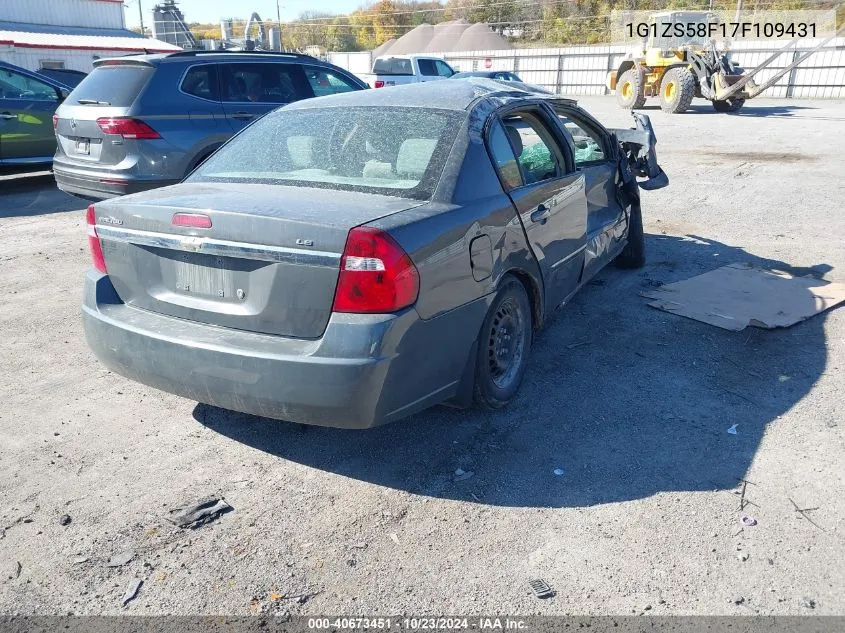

82,79,667,428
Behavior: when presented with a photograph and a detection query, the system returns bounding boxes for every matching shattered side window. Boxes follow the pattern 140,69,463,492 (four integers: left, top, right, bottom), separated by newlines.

557,112,606,165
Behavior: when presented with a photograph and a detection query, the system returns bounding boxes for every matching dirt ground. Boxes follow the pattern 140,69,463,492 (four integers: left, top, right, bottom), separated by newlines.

0,98,843,617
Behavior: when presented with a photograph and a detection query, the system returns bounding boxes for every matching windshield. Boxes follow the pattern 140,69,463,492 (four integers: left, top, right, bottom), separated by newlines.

190,106,465,200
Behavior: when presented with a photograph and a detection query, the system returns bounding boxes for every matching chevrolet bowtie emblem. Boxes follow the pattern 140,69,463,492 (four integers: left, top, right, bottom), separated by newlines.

182,237,204,252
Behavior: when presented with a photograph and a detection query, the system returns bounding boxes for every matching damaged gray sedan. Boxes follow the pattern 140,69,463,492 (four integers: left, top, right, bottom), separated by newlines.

83,79,667,428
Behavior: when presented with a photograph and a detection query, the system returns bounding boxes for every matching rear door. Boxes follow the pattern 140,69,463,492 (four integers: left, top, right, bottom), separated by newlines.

0,66,61,163
487,106,587,311
415,58,441,83
303,66,362,97
219,62,314,132
551,103,626,277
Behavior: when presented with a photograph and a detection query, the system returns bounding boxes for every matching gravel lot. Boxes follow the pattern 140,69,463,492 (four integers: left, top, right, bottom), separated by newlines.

0,98,843,617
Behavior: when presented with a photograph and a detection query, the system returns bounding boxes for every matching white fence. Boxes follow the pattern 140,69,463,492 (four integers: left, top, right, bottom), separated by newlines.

329,37,845,99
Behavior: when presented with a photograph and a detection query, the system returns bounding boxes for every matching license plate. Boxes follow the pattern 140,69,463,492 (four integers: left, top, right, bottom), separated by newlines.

75,139,90,155
171,253,233,298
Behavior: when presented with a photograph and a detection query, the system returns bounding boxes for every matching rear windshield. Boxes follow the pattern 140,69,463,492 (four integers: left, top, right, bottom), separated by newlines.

189,106,465,200
67,64,153,107
373,58,413,76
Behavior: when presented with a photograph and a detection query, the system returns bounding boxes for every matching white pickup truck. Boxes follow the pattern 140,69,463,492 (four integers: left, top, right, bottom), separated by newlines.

363,55,456,88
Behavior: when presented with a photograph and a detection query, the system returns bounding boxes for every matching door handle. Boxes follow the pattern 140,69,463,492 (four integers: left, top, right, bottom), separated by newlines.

232,111,254,120
530,204,551,223
0,113,17,120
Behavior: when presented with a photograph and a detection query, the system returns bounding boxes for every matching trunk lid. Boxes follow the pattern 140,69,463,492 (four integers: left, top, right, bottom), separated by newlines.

93,183,424,339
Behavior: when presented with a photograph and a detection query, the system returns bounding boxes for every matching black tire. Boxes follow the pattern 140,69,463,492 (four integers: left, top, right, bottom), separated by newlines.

473,276,533,409
712,98,745,113
616,68,646,109
615,201,645,269
659,67,695,114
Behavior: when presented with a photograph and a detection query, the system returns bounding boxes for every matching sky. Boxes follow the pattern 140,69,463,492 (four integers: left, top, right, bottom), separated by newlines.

124,0,367,29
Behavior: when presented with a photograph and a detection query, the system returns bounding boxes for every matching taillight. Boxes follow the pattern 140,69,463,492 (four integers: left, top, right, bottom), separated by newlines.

96,117,160,139
332,227,419,314
374,80,385,88
52,114,58,130
86,205,108,273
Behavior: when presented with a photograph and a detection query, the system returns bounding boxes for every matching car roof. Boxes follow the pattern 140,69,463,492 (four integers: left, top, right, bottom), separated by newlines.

0,60,73,89
453,71,512,77
285,77,573,112
93,51,327,67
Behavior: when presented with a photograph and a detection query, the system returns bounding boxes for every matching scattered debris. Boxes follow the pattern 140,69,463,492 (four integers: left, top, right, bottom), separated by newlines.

801,597,816,609
121,578,143,606
737,552,749,562
528,578,555,599
389,533,400,545
641,262,845,331
350,542,367,550
10,561,22,579
0,505,40,540
733,596,745,605
167,498,233,529
778,375,791,383
285,590,323,604
553,468,565,476
741,516,757,527
105,551,134,568
788,497,826,532
453,469,474,482
727,424,738,435
72,556,89,564
59,514,71,526
566,340,590,349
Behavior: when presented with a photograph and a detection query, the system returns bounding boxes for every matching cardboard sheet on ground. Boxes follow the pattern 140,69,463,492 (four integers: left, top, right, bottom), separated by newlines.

641,263,845,331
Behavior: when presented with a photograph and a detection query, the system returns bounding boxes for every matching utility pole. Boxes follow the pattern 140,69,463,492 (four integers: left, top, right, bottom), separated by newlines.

734,0,744,22
276,0,284,51
137,0,146,37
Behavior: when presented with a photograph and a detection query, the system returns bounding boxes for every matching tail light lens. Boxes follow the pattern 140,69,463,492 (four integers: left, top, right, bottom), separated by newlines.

96,117,160,139
52,114,58,130
332,227,419,314
86,205,108,274
374,80,385,88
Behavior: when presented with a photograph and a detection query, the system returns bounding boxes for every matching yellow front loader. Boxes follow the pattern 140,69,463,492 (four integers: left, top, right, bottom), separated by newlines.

608,10,845,113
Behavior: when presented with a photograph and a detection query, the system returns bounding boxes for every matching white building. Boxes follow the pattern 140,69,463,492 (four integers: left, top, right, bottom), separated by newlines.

0,0,180,74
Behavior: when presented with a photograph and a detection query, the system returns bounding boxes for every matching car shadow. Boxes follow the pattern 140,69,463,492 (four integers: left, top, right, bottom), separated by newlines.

0,171,81,218
637,103,824,117
194,233,835,508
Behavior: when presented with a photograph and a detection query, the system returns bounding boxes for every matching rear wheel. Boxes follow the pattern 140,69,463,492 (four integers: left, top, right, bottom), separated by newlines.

615,201,645,269
616,68,646,109
659,67,695,114
473,276,533,409
712,98,745,113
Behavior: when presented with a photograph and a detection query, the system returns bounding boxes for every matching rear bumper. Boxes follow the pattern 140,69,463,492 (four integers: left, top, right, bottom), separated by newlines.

54,165,174,200
82,271,485,428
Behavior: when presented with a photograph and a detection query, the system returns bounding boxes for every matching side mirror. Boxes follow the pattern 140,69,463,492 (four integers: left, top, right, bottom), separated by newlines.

58,88,70,102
